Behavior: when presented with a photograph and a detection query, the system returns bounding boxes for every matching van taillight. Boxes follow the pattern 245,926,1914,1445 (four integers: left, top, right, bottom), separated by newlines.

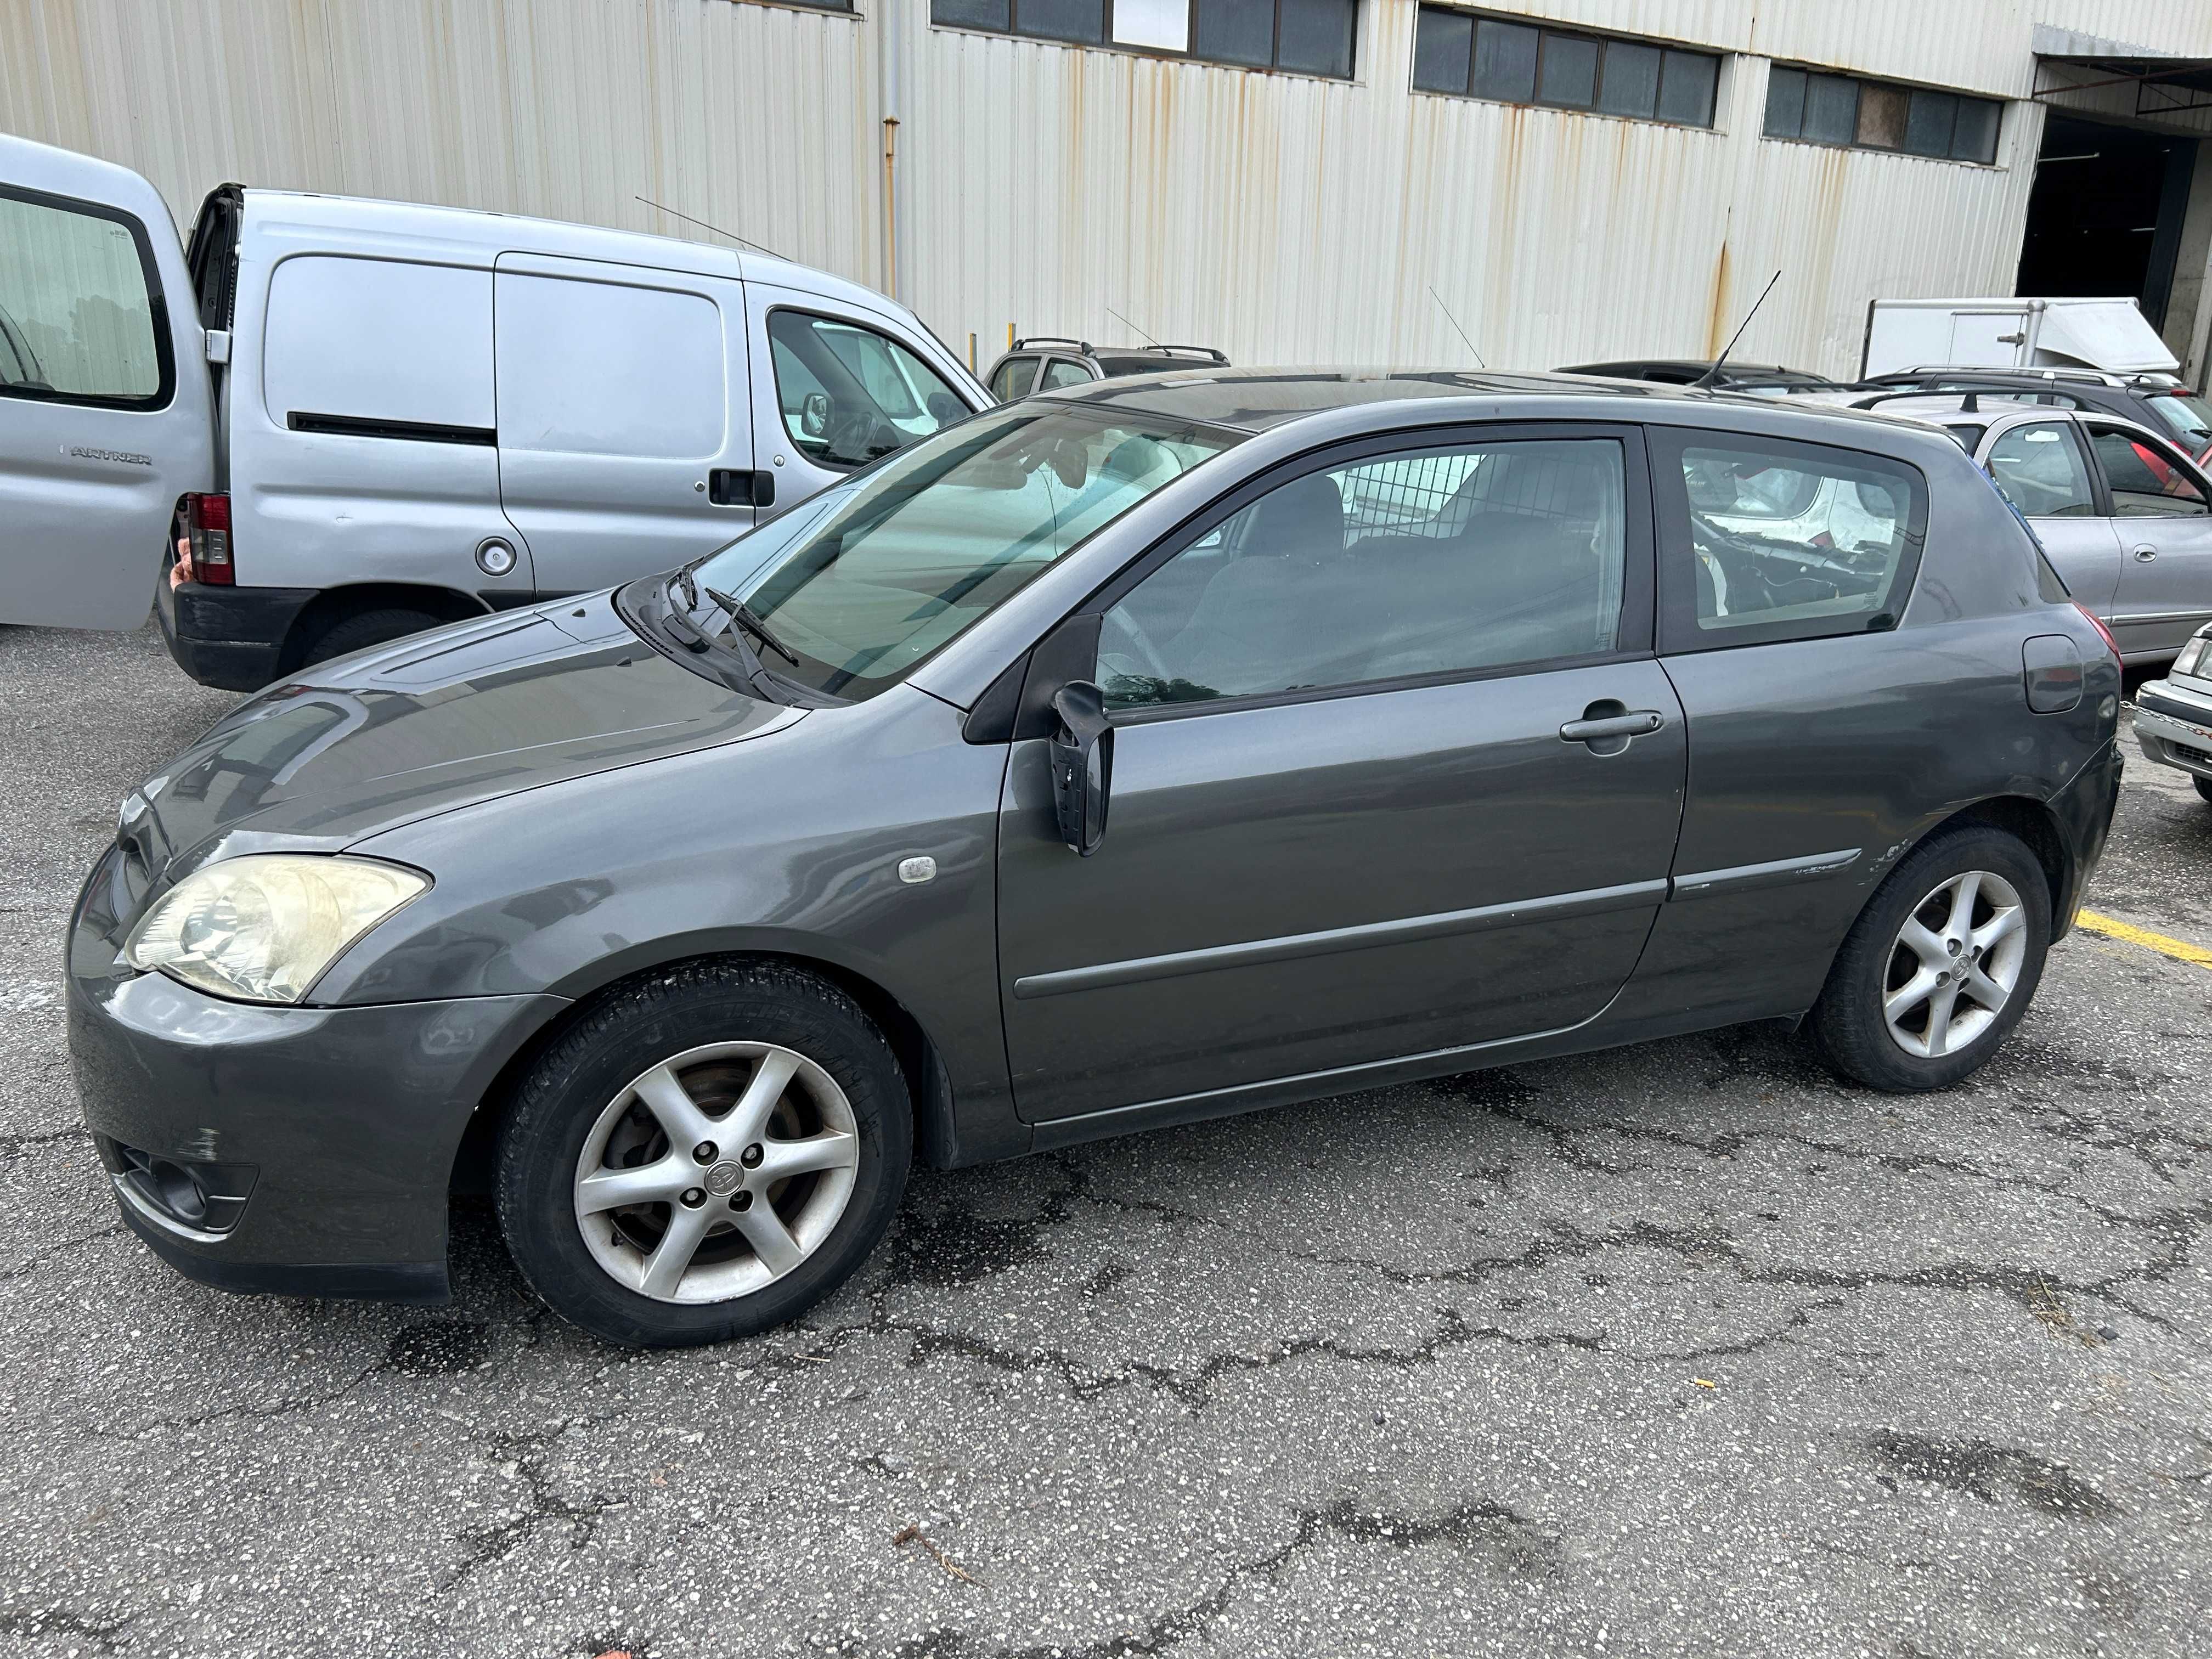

178,493,232,585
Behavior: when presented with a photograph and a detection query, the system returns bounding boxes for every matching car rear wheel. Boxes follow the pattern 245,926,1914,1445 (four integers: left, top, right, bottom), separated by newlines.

496,960,911,1347
1808,826,2051,1092
300,607,445,667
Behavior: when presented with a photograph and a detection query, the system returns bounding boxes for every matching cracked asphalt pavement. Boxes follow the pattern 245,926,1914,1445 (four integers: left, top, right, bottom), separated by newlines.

2,622,2208,1658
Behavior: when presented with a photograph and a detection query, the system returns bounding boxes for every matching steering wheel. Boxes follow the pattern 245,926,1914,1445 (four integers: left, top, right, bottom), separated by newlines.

1098,607,1173,682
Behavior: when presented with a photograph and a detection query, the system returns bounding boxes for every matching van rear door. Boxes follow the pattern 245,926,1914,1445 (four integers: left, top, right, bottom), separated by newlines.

492,253,755,594
0,135,214,628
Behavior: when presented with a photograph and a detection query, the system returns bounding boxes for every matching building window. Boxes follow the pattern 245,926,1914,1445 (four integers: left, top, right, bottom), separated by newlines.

1764,66,2001,164
930,0,1358,80
1412,7,1719,128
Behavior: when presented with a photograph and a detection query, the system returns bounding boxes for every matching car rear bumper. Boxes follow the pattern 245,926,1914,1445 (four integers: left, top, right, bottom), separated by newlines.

156,571,318,692
2132,680,2212,781
2049,737,2124,940
68,844,565,1302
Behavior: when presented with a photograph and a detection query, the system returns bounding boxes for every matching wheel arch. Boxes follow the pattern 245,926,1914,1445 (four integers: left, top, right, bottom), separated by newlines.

1906,793,2073,934
447,946,960,1201
278,583,492,673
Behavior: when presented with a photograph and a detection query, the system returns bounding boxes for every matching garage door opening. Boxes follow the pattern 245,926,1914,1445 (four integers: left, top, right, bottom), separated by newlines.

2017,113,2197,329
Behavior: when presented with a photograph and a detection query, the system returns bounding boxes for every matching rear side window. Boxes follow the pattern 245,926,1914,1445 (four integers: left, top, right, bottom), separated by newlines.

990,354,1039,401
1984,423,2095,518
2090,427,2212,518
1655,431,1926,651
769,311,965,468
0,188,166,406
1040,358,1094,391
263,256,493,439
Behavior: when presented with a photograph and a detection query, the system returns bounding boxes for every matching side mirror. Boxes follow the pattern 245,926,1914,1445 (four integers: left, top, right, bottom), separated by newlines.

927,391,963,424
800,391,831,438
1048,681,1114,857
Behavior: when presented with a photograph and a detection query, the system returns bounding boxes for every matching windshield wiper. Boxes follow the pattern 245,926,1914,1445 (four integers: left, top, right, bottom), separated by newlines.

702,585,802,668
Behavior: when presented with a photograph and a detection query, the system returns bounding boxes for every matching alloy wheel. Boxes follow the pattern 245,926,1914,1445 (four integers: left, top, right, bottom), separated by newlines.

1882,868,2028,1059
572,1041,859,1304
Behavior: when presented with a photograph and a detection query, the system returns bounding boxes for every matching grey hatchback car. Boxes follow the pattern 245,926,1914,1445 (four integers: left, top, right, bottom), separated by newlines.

69,371,2123,1347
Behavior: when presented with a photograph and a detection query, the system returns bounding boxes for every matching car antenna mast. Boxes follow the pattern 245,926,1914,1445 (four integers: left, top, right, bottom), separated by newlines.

1428,286,1486,369
1105,306,1160,346
1697,269,1784,390
633,195,788,263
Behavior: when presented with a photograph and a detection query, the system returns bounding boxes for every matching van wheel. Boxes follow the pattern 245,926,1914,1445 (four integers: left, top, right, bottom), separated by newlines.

299,607,444,667
496,960,911,1348
1808,826,2051,1093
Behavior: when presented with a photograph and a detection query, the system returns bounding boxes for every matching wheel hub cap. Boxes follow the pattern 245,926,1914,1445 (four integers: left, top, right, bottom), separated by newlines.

571,1040,861,1305
1882,867,2028,1060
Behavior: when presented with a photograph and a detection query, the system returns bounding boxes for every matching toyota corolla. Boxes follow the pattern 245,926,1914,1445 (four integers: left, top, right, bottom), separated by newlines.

69,371,2123,1347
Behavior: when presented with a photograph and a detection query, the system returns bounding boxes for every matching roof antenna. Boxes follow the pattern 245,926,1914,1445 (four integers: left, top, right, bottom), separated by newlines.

634,195,787,263
1429,286,1486,369
1105,306,1160,347
1697,269,1783,390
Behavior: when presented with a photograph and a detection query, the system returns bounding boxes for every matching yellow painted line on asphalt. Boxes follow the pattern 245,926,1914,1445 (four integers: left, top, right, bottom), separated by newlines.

2075,910,2212,970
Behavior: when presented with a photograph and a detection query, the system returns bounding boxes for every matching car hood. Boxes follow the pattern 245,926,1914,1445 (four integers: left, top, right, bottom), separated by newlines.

127,595,800,873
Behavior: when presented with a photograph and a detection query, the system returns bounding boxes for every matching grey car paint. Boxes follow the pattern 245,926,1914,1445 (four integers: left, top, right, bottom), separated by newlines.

68,371,2123,1304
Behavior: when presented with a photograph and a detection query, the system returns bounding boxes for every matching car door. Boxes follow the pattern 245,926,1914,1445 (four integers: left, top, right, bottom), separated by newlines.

492,253,753,595
995,427,1685,1123
0,135,213,628
2084,421,2212,659
1977,418,2123,617
746,289,974,513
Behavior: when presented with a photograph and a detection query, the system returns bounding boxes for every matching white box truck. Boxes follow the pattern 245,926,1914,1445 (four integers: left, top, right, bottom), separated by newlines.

1861,296,2180,380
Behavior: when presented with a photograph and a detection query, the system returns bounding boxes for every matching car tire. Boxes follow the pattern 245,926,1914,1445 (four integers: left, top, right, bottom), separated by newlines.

300,607,445,667
496,959,912,1348
1808,825,2051,1093
2195,777,2212,804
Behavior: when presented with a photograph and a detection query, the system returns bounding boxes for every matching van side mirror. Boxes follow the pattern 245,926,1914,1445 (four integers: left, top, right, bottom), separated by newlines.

1048,681,1113,856
800,392,831,438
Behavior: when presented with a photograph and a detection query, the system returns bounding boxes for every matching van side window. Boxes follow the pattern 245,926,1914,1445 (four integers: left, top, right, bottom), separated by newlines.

1099,439,1629,712
1658,434,1924,649
768,311,964,469
1985,422,2095,518
0,190,163,404
263,256,493,438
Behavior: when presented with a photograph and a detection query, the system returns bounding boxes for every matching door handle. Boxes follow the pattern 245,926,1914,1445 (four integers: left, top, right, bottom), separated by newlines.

708,469,776,507
1560,709,1665,744
2133,545,2159,562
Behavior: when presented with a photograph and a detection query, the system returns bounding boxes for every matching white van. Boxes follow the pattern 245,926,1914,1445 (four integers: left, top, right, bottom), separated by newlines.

1861,296,2181,380
0,134,989,688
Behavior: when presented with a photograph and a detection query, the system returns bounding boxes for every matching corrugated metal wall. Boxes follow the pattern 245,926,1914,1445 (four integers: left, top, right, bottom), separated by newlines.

5,0,2211,379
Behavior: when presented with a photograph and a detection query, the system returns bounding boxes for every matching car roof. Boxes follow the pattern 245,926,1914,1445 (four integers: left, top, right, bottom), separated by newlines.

1888,401,2176,447
1040,366,1945,441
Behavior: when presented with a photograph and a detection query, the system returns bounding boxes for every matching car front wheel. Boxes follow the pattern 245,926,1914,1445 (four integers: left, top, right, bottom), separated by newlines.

1808,825,2051,1092
496,960,911,1347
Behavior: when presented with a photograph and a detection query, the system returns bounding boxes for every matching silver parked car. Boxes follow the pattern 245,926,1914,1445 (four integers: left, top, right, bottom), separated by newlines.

1893,401,2212,664
68,372,2121,1348
2131,622,2212,802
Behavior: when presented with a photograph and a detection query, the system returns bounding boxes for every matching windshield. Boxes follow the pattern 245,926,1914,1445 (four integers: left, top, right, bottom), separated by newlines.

686,402,1241,699
2145,391,2212,451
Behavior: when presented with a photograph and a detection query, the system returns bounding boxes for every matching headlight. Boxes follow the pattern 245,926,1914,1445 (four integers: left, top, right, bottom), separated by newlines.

123,854,428,1005
2174,631,2210,680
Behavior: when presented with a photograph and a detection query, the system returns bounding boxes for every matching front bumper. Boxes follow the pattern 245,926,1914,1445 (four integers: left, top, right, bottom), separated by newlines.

69,843,564,1302
2132,680,2212,782
155,571,318,692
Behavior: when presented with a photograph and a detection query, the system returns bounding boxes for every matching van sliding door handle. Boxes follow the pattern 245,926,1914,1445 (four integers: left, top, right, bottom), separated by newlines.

1560,710,1665,743
708,469,775,507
